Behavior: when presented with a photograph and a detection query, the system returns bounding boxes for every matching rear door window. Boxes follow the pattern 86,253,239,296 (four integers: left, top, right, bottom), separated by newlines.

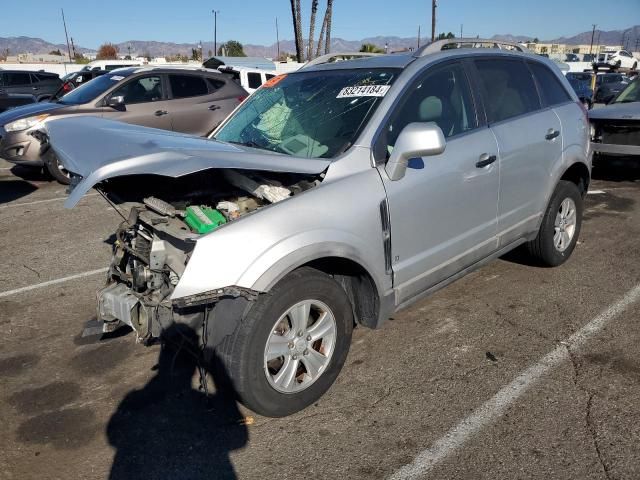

474,59,541,123
169,74,208,98
247,72,262,89
6,73,32,86
528,62,572,107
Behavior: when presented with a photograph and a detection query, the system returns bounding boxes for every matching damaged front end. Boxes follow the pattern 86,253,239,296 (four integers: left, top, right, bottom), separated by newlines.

95,168,321,342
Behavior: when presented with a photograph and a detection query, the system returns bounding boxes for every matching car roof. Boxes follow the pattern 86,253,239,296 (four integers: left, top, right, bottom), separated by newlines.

302,47,539,74
111,66,224,76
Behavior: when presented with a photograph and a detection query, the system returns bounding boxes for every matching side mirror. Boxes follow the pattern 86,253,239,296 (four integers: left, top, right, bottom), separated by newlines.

106,95,126,110
385,122,446,181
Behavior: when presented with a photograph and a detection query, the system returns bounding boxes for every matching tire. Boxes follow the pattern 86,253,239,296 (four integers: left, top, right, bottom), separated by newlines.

44,150,71,185
633,61,638,71
526,180,583,267
216,267,354,417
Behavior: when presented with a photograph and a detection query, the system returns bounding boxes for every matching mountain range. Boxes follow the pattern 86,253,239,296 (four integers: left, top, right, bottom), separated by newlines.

1,25,638,59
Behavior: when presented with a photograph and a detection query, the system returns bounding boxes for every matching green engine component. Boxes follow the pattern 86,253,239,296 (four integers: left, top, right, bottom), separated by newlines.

184,205,227,234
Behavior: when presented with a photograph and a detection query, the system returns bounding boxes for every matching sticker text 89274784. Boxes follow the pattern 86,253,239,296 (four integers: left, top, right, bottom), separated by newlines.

337,85,391,98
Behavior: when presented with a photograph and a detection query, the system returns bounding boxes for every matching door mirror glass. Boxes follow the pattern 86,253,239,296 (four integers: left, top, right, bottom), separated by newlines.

385,122,446,181
106,94,126,110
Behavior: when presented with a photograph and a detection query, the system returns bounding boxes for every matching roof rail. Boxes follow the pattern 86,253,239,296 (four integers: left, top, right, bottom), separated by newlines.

300,52,381,70
414,38,529,57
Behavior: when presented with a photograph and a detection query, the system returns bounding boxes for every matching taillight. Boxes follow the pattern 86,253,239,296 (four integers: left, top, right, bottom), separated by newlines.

237,96,247,103
62,82,72,92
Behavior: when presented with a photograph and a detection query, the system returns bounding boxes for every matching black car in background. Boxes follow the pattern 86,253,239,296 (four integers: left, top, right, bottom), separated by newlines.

594,73,629,104
0,90,36,113
589,77,640,158
51,69,108,100
0,70,62,101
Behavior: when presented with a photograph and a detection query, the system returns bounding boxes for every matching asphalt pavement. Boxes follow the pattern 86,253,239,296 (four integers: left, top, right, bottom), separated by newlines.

1,157,639,480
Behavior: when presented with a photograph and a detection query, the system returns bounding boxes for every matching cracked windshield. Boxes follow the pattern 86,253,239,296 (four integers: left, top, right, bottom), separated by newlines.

214,69,399,158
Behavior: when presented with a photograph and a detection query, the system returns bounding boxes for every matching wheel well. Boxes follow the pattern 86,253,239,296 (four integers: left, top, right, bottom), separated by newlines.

301,257,379,329
560,162,590,197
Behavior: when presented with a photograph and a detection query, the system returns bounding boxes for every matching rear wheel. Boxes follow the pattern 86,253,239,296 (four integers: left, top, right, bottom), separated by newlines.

527,180,583,266
44,150,71,185
633,61,638,71
216,267,354,417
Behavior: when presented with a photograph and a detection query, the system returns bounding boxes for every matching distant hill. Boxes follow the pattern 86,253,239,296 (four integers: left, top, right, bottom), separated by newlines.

1,25,638,59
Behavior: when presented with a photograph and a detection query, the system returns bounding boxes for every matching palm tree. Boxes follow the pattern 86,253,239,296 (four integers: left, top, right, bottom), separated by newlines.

324,0,333,54
308,0,319,60
315,7,327,58
289,0,304,63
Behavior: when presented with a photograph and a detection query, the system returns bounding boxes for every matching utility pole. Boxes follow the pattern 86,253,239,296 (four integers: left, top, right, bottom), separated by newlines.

276,17,280,60
212,10,220,56
431,0,437,42
417,25,421,49
588,24,596,55
61,9,72,62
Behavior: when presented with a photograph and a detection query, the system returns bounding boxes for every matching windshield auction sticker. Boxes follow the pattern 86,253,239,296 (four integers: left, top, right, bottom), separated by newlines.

337,85,391,98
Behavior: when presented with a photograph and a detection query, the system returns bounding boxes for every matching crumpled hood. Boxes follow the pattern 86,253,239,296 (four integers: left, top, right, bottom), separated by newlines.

0,101,65,127
589,102,640,121
43,117,331,208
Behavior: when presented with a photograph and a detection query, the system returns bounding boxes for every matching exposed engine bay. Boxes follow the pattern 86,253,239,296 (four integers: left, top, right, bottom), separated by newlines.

97,168,323,341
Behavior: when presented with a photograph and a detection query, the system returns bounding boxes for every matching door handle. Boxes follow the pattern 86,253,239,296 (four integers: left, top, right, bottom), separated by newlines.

545,128,560,140
154,110,168,116
208,104,221,111
475,153,497,168
32,87,38,90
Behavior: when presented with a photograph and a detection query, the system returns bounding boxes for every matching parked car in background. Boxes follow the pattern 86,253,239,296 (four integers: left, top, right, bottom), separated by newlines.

44,40,590,417
595,50,638,71
564,53,580,62
51,69,108,100
567,77,593,108
217,66,277,94
80,59,144,71
0,66,246,183
590,77,640,158
594,73,629,104
0,70,62,101
0,90,36,113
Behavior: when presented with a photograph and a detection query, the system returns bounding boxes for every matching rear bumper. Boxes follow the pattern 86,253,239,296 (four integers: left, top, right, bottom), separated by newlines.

591,142,640,156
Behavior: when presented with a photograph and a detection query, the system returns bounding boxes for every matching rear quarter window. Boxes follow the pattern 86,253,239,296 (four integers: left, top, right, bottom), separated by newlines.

528,62,572,106
474,59,541,123
169,74,208,98
206,78,225,91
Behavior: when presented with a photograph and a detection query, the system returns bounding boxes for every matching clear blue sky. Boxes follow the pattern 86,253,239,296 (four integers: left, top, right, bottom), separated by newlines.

1,0,639,48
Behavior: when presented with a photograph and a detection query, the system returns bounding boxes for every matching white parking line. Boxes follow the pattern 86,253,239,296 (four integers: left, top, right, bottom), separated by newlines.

0,267,108,299
0,192,99,209
389,283,640,480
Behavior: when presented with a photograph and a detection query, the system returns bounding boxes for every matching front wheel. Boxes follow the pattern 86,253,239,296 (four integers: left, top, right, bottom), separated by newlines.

526,180,583,266
216,267,354,417
44,150,71,185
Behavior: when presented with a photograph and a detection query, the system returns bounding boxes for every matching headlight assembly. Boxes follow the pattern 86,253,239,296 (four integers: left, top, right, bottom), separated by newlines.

4,114,50,132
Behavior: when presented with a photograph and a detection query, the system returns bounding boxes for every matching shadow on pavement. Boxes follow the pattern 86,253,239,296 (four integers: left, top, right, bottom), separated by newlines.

592,157,640,182
0,179,38,204
0,165,52,205
107,324,248,480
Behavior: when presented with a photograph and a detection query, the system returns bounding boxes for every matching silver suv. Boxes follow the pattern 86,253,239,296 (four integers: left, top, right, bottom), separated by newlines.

47,39,590,417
